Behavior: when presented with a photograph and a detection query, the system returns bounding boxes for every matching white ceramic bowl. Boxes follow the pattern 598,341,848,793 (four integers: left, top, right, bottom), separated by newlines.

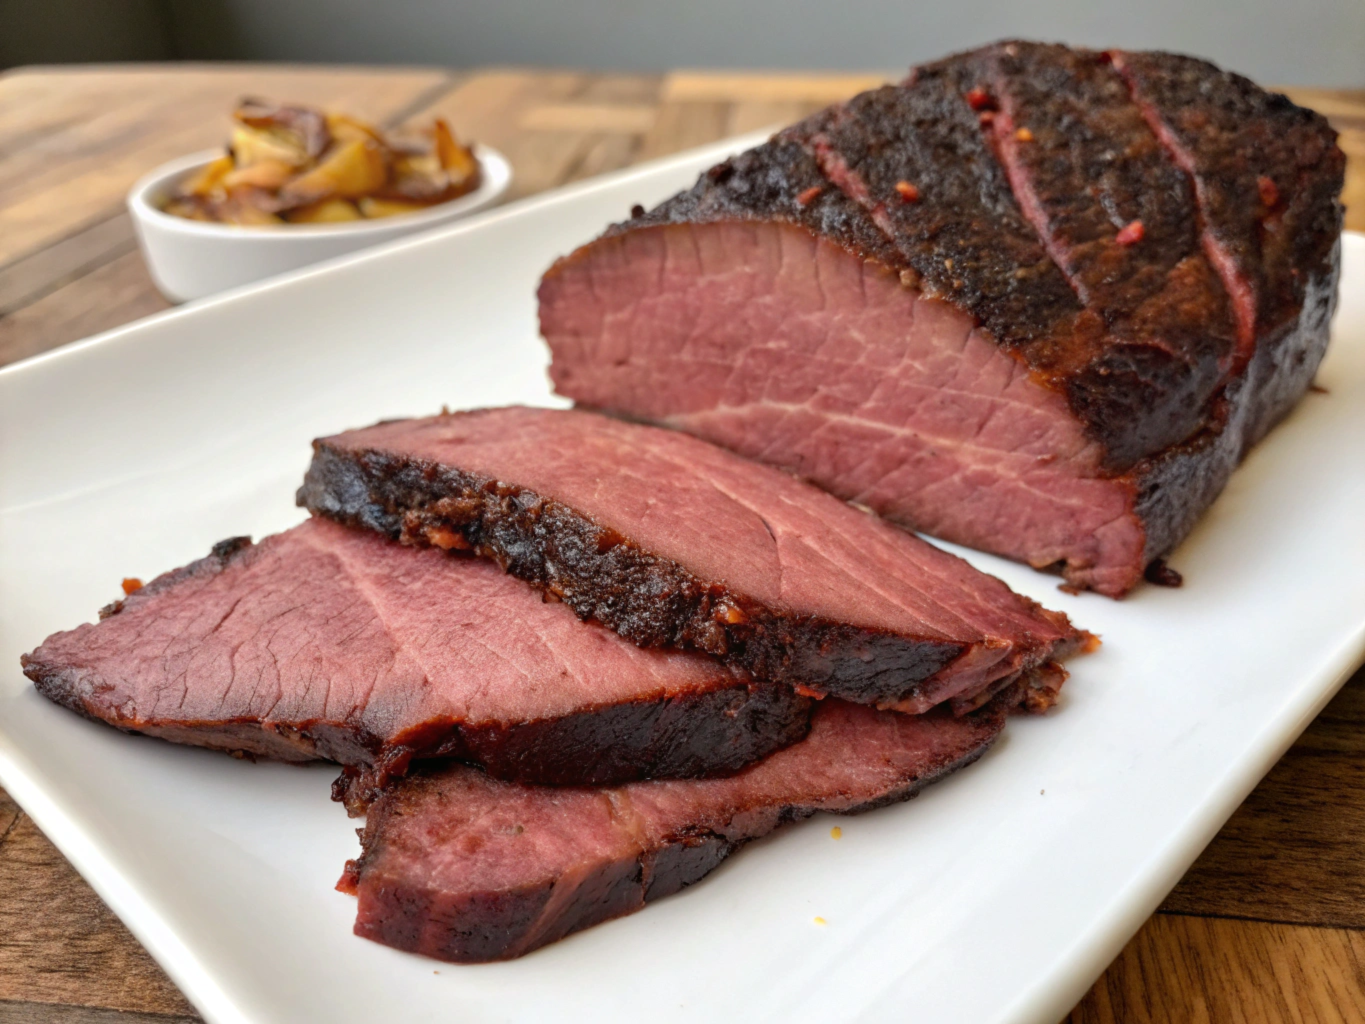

127,145,511,303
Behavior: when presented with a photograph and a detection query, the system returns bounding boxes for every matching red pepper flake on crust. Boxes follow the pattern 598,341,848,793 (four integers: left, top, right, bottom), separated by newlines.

894,180,921,203
1115,219,1145,246
965,87,994,111
1258,175,1280,209
121,578,143,596
795,185,823,207
1014,127,1034,142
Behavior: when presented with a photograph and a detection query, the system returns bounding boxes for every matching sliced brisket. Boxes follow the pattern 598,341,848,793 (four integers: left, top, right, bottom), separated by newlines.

538,41,1343,596
22,518,810,794
338,693,1006,963
298,406,1089,713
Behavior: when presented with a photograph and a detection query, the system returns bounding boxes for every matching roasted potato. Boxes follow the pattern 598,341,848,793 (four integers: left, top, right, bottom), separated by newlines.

180,154,235,197
229,124,309,169
325,112,383,147
278,139,387,207
222,158,297,191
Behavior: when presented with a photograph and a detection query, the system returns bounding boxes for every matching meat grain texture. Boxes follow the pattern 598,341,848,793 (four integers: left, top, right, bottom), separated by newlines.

22,518,811,797
339,694,1007,962
539,42,1344,596
299,405,1092,714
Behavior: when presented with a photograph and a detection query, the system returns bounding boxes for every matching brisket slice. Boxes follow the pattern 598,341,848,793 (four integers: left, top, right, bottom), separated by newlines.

21,518,810,794
298,406,1090,713
338,693,1007,963
538,41,1343,597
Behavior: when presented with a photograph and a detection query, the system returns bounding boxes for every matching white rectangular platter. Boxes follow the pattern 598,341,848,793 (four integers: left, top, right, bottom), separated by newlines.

2,132,1363,1024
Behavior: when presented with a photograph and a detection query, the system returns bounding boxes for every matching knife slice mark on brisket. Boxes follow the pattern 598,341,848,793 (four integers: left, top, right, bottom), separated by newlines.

22,518,811,793
338,694,1008,963
1110,63,1255,362
982,44,1198,318
297,406,1090,712
786,59,1098,364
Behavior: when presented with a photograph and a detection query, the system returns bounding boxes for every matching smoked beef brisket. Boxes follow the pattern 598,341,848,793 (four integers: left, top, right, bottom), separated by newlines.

339,693,1006,962
538,42,1344,596
297,406,1091,713
22,518,810,794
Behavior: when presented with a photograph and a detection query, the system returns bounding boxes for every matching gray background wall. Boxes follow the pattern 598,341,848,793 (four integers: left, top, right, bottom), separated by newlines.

4,0,1364,87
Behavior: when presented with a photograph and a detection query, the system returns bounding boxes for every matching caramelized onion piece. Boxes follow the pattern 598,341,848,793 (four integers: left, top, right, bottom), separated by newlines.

234,99,331,160
434,118,480,188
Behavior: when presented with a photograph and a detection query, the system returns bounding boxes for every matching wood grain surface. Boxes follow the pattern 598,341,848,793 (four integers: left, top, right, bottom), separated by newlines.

0,63,1363,1024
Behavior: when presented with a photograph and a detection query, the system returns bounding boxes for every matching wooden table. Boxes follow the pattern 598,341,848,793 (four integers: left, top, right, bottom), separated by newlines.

1,64,1362,1024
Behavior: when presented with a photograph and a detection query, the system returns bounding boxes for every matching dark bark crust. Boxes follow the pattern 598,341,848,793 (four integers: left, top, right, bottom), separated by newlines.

298,442,969,708
328,678,812,813
23,537,812,793
1131,239,1338,564
1102,48,1344,565
340,699,1005,963
618,136,899,267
